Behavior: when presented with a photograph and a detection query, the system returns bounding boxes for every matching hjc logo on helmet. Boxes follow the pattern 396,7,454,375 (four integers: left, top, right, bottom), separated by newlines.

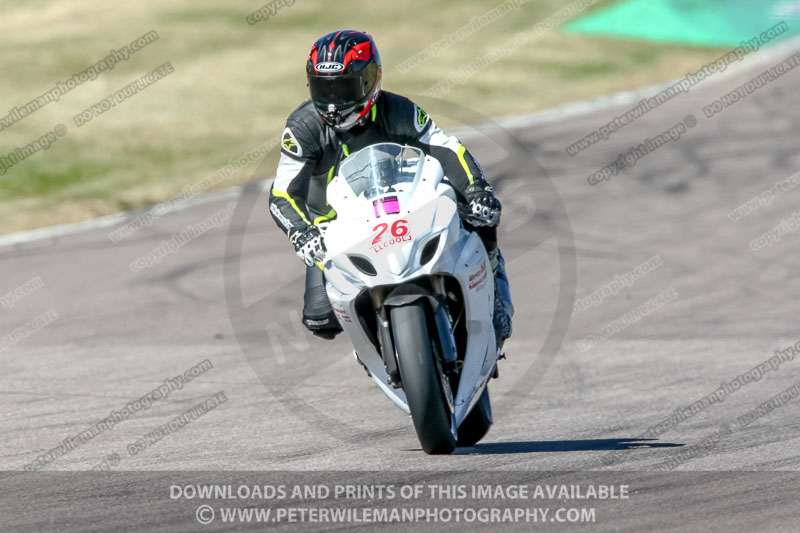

315,62,344,73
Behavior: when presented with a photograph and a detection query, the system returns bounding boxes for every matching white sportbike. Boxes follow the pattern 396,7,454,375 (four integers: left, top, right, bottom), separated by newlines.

320,142,510,454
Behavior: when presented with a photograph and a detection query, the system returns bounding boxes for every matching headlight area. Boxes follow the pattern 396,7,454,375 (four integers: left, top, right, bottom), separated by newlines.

418,233,442,267
348,254,378,276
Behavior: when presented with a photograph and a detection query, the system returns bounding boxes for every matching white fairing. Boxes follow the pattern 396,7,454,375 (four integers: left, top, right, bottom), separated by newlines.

320,144,497,428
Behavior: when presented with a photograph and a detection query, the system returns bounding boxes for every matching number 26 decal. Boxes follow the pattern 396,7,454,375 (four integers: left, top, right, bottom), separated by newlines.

371,219,408,244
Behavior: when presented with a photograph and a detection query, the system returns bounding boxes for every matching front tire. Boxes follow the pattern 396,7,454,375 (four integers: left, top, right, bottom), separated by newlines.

390,302,456,455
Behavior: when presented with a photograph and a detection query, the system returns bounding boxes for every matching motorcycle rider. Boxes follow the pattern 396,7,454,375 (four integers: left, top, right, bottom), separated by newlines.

268,30,513,344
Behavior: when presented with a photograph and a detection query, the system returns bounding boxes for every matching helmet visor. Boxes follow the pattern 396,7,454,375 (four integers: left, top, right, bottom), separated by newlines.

308,73,368,110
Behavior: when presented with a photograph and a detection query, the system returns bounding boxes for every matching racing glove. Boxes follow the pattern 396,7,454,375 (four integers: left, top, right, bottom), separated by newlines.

463,180,501,227
289,226,326,266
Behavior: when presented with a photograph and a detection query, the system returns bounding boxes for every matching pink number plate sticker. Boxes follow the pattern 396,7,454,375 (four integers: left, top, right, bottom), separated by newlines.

373,196,401,218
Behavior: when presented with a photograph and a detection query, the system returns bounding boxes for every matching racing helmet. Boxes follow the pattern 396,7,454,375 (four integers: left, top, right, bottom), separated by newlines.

306,30,382,131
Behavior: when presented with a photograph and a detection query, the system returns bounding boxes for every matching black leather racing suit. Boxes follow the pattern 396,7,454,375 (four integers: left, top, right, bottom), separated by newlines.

268,91,498,336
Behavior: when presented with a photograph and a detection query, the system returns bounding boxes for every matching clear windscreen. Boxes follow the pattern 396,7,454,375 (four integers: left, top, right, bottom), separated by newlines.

338,143,424,202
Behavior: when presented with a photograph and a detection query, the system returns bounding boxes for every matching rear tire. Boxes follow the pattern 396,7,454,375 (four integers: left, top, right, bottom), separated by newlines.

456,387,492,447
390,302,456,455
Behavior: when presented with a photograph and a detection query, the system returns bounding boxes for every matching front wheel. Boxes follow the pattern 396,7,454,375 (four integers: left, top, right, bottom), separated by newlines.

390,301,456,455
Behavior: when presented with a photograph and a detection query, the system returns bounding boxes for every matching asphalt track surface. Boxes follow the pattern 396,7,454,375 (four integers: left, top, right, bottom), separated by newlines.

2,46,800,531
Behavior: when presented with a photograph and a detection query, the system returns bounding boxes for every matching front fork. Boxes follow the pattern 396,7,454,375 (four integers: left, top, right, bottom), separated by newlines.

371,277,459,389
370,290,401,388
430,276,459,367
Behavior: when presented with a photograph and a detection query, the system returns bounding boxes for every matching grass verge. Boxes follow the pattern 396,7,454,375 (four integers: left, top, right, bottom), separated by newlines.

0,0,728,233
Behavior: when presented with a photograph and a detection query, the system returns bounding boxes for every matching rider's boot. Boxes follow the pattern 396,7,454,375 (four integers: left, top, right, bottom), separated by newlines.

302,265,343,340
487,246,513,346
472,225,513,347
